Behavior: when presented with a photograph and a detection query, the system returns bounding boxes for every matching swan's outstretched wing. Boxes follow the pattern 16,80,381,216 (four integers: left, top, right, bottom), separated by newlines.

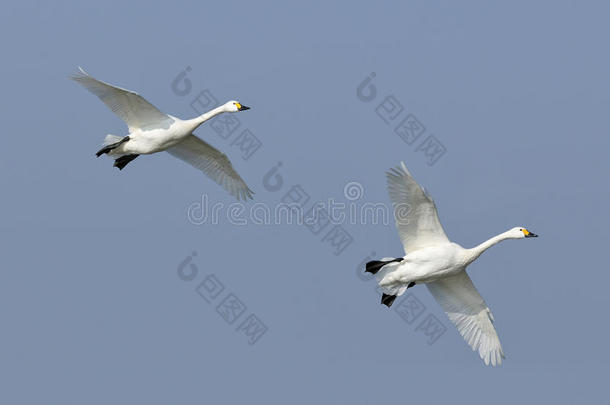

386,162,449,253
426,271,505,366
71,67,172,132
167,135,254,201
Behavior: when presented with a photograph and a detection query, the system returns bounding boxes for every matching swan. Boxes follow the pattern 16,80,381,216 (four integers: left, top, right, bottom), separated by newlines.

365,162,538,366
71,67,254,200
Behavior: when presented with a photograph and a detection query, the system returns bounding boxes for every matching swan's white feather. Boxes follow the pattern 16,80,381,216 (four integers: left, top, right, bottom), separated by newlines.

386,162,449,253
426,271,505,366
71,67,173,132
167,135,254,201
102,134,123,146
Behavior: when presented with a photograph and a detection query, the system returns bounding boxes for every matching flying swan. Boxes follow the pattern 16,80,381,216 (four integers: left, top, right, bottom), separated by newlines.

366,162,538,366
71,67,254,200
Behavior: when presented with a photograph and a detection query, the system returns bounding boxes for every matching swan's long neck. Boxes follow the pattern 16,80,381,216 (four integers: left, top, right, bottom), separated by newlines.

467,230,513,263
189,105,227,129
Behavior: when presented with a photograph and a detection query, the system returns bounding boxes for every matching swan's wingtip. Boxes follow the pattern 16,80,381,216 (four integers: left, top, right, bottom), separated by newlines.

235,188,255,201
69,66,88,82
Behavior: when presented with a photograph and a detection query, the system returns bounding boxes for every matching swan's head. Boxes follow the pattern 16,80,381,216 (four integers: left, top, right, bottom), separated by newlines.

224,100,250,113
509,227,538,239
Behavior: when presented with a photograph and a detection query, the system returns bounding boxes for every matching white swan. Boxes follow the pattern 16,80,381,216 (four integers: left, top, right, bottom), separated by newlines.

71,67,254,200
366,162,538,366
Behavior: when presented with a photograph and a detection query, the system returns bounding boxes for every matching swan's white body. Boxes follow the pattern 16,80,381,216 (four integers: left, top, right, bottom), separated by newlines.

373,162,538,366
379,243,468,288
71,67,254,200
111,116,194,155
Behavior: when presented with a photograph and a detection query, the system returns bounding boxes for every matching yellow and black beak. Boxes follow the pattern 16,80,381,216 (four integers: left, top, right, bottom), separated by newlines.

236,103,250,111
524,229,538,238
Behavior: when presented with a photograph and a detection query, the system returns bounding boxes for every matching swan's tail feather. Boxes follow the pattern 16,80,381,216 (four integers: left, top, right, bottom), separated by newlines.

365,257,403,275
103,134,123,146
374,260,411,298
96,135,130,157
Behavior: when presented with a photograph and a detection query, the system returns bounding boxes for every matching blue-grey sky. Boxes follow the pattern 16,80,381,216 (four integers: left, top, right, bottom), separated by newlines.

1,1,609,403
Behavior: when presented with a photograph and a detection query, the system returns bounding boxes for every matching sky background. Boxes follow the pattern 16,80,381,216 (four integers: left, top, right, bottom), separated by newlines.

1,1,609,403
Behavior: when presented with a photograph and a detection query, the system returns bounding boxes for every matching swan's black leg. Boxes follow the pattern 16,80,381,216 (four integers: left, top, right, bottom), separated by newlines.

113,154,139,170
408,282,416,289
365,257,404,275
381,294,397,307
